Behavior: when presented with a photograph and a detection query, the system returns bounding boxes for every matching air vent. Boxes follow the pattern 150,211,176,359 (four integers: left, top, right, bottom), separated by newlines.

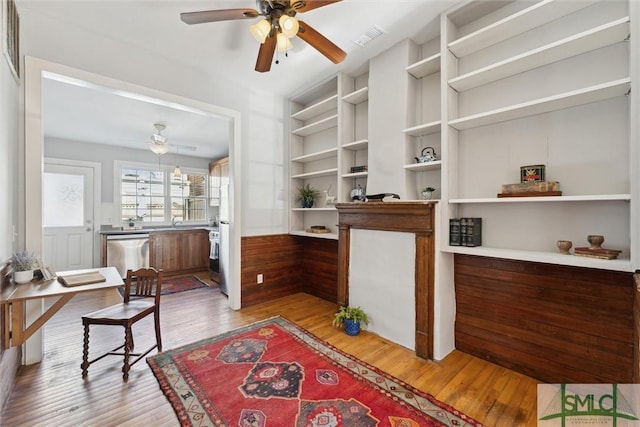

353,25,386,47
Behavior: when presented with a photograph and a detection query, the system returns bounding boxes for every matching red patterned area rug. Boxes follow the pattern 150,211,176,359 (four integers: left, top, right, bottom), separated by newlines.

118,275,210,297
147,316,482,427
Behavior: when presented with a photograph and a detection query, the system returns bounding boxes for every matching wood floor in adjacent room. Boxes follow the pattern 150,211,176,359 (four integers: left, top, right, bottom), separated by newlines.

2,273,539,426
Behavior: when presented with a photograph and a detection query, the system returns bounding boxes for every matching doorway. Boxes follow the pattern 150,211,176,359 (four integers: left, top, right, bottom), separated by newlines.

25,57,243,310
43,159,101,271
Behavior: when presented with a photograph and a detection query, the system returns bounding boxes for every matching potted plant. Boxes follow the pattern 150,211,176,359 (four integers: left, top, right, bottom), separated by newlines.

10,250,38,283
333,305,370,336
422,186,436,200
297,183,319,208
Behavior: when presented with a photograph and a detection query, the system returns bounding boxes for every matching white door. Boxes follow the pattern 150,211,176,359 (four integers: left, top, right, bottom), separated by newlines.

43,163,94,271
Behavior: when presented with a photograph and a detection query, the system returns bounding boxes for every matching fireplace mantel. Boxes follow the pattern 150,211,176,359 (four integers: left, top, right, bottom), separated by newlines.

335,201,435,359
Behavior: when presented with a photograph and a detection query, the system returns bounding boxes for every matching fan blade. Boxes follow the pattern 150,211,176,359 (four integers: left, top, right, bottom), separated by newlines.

297,20,346,64
255,34,277,72
297,0,342,13
180,9,259,25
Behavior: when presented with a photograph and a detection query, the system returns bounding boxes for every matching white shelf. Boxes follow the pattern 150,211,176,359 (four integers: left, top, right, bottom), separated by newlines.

406,52,441,79
291,168,338,179
449,194,631,204
290,230,339,240
342,139,369,151
444,245,632,272
404,161,442,172
291,148,338,163
291,114,339,136
448,0,596,57
403,120,442,136
291,207,336,211
342,87,369,104
291,94,338,121
449,17,630,92
449,78,631,130
342,171,369,178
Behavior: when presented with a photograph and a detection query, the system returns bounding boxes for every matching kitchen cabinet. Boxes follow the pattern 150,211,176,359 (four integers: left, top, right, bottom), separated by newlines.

149,229,209,275
181,230,209,270
209,157,228,207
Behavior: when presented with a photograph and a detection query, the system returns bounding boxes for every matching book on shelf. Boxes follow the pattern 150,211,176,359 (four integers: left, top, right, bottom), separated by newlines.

451,217,482,247
464,217,482,247
449,219,461,246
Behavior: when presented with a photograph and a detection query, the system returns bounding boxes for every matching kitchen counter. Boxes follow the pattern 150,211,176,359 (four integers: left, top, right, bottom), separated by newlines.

99,225,218,235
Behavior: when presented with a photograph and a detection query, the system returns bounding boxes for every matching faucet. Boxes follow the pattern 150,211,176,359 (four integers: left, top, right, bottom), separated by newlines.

171,216,182,227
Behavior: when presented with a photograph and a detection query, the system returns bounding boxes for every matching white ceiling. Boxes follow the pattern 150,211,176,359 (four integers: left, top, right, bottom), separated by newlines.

22,0,454,159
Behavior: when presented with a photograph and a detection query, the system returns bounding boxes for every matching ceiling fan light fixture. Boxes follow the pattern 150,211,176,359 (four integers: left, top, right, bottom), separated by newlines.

150,123,169,155
277,32,292,52
279,15,299,38
150,142,169,155
250,19,271,43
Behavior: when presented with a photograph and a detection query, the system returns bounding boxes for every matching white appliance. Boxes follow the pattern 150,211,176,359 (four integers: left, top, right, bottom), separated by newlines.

218,182,230,296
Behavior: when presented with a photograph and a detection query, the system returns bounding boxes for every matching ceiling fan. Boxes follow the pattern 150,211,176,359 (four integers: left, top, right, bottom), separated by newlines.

180,0,347,72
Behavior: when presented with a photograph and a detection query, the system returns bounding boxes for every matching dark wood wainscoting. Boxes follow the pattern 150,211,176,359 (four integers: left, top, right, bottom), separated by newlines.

300,238,338,302
240,234,339,307
455,254,633,383
241,235,303,307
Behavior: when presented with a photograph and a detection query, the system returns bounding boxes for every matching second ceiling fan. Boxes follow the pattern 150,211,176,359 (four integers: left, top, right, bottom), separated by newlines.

180,0,347,72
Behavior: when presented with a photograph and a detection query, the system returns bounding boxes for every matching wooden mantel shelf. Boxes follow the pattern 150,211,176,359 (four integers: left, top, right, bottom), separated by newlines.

335,201,435,359
334,201,436,233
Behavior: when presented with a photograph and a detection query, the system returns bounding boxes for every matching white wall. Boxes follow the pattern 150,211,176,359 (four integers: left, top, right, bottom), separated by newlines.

0,13,21,419
21,9,287,237
0,39,18,262
368,39,412,198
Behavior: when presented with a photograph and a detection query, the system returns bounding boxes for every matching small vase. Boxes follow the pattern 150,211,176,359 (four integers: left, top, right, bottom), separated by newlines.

344,319,361,336
13,269,34,284
587,235,604,249
301,199,314,208
422,191,433,200
557,240,572,255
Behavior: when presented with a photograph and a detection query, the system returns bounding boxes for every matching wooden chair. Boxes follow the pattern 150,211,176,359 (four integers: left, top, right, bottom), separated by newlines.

81,267,163,380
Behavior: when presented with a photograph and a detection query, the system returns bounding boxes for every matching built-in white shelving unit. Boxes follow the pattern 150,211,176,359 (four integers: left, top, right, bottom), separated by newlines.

447,0,597,57
340,70,370,204
449,17,630,91
405,36,442,200
449,79,631,131
289,77,341,238
441,0,635,270
287,0,637,270
406,52,441,79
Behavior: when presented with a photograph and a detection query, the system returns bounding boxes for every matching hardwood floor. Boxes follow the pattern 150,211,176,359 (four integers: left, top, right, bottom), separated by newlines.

2,273,539,426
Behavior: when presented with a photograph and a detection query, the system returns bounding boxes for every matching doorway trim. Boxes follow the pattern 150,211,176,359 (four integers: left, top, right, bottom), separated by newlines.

25,56,243,362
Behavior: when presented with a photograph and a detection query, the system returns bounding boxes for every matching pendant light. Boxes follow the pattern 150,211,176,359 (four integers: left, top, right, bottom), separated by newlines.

173,147,182,178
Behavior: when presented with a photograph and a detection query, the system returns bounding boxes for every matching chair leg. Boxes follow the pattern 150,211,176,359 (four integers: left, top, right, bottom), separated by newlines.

81,323,90,377
154,310,162,352
123,326,132,381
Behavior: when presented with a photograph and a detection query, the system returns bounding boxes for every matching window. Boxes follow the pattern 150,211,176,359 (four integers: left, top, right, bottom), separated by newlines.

118,163,208,224
121,167,165,223
170,172,207,222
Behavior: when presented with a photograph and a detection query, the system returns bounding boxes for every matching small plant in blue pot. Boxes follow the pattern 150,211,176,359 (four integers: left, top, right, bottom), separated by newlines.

332,305,369,336
297,183,319,208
